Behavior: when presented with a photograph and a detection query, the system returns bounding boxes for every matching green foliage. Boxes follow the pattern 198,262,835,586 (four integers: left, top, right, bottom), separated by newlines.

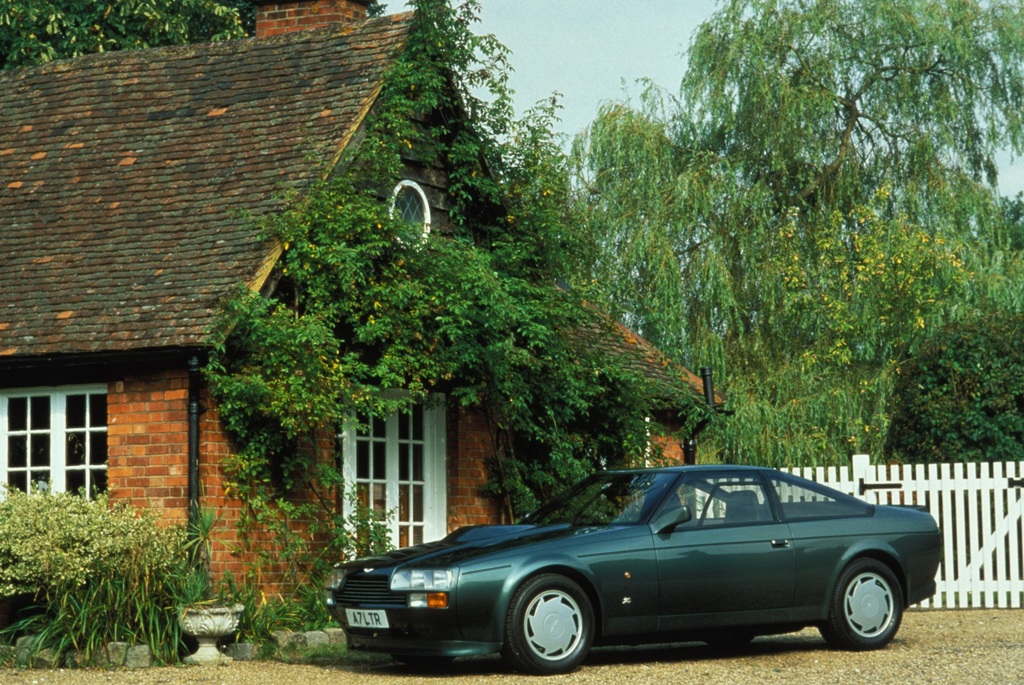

222,573,316,643
0,490,181,600
0,494,325,662
0,490,192,663
337,489,395,561
572,0,1024,466
1002,193,1024,252
0,0,245,69
775,189,968,367
886,313,1024,463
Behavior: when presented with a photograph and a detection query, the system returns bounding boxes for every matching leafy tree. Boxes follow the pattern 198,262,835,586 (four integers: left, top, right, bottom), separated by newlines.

1003,193,1024,252
571,0,1024,465
0,0,246,69
886,313,1024,462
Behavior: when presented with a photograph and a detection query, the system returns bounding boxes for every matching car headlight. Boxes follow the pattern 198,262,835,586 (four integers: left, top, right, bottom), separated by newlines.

327,567,348,590
390,568,453,591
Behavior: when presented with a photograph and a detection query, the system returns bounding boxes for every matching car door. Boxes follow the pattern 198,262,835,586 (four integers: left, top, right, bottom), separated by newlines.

764,472,876,612
653,472,796,631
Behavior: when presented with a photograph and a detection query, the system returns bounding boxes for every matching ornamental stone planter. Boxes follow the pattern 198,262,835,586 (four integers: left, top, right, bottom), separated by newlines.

178,603,244,665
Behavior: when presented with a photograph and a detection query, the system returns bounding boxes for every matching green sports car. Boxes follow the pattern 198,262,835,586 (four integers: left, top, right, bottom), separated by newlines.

326,465,941,675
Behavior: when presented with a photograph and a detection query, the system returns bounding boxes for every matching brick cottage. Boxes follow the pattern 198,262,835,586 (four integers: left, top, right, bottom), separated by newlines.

0,0,719,588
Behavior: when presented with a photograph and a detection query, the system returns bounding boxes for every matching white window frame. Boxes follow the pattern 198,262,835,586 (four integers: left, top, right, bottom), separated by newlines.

0,385,108,497
340,398,447,547
389,179,432,242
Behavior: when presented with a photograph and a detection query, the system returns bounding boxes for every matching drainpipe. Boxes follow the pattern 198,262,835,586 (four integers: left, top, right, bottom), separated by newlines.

187,355,204,531
683,367,720,465
701,367,717,409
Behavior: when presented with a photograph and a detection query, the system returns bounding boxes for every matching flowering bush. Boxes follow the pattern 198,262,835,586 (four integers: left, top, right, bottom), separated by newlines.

0,489,185,599
0,489,191,663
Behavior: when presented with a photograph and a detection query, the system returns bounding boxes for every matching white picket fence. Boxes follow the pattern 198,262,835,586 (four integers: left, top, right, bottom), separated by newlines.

784,454,1024,609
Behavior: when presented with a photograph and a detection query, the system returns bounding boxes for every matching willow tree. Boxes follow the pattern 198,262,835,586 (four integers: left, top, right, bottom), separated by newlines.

572,0,1024,465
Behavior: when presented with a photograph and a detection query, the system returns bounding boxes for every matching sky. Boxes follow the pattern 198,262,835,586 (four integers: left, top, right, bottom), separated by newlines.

399,1,1023,197
473,0,717,142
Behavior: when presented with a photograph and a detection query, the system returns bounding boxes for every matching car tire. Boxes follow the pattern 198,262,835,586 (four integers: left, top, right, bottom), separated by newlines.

820,558,903,651
501,574,594,675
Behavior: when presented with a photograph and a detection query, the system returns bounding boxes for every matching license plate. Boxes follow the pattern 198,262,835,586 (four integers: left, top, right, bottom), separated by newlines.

346,608,390,629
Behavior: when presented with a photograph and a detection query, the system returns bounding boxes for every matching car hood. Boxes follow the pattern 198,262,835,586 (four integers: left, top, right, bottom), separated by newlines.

342,523,623,570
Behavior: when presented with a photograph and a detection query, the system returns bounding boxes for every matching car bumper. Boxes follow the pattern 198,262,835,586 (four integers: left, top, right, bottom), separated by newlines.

907,577,937,606
331,605,501,658
347,632,501,658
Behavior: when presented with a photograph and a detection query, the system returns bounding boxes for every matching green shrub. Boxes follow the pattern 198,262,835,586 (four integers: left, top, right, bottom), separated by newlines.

0,489,396,664
0,489,192,664
886,313,1024,463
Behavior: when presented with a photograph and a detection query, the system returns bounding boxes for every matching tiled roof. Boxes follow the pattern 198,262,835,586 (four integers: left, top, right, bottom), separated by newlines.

579,313,726,407
0,14,412,360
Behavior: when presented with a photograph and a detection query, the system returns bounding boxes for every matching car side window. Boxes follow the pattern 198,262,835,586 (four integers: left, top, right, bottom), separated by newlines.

660,475,774,528
768,474,871,521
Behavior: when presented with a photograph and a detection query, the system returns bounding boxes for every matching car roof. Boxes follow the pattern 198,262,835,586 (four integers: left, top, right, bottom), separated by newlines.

606,464,775,475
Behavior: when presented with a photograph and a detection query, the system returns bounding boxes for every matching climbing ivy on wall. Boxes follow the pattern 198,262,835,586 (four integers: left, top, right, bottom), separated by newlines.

206,0,699,580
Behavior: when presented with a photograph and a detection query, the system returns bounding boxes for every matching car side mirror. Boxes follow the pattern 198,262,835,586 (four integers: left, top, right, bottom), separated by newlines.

651,505,692,534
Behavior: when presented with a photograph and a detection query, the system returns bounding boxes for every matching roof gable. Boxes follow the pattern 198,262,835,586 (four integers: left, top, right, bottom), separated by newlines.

0,14,412,360
574,312,725,408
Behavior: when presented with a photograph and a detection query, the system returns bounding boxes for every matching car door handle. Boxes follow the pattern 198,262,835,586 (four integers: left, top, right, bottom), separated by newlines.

771,539,790,548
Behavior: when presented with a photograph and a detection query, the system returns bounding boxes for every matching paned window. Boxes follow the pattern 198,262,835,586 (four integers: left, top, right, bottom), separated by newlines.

344,400,446,548
390,180,431,243
1,386,108,497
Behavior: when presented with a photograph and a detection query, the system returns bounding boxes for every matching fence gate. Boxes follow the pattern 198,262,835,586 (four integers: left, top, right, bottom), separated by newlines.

784,454,1024,609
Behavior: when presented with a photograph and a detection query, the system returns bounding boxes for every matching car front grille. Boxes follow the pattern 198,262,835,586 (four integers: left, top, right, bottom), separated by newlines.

337,575,405,607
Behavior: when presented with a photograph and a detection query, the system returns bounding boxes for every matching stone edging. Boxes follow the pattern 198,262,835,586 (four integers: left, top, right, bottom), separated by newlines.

8,628,347,669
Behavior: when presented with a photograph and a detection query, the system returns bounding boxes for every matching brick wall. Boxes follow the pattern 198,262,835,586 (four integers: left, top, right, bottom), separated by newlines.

190,395,249,584
105,369,272,586
106,370,191,521
649,411,689,464
255,0,369,38
446,404,507,530
652,433,686,464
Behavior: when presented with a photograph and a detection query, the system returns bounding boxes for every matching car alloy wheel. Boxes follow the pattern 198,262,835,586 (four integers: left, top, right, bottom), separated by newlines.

821,558,904,650
524,588,584,658
502,574,594,675
843,571,894,638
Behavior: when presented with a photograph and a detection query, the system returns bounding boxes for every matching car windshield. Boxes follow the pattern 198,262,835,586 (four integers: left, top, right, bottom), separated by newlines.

523,471,678,526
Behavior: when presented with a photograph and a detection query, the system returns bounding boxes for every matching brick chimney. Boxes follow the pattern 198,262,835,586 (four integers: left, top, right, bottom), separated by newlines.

254,0,372,38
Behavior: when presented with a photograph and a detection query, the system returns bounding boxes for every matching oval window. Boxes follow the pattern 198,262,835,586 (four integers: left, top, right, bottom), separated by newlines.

391,180,431,242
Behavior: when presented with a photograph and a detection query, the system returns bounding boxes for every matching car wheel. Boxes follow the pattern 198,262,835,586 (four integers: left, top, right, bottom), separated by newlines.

501,574,594,675
820,558,903,650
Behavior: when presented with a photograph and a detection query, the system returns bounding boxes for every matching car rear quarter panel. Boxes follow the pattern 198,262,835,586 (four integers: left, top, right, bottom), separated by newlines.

790,507,940,617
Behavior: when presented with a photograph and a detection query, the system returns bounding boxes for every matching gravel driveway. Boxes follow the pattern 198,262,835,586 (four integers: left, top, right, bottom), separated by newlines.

4,610,1021,685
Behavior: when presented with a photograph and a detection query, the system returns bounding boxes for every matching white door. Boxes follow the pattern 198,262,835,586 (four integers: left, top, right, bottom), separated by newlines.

342,401,447,548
